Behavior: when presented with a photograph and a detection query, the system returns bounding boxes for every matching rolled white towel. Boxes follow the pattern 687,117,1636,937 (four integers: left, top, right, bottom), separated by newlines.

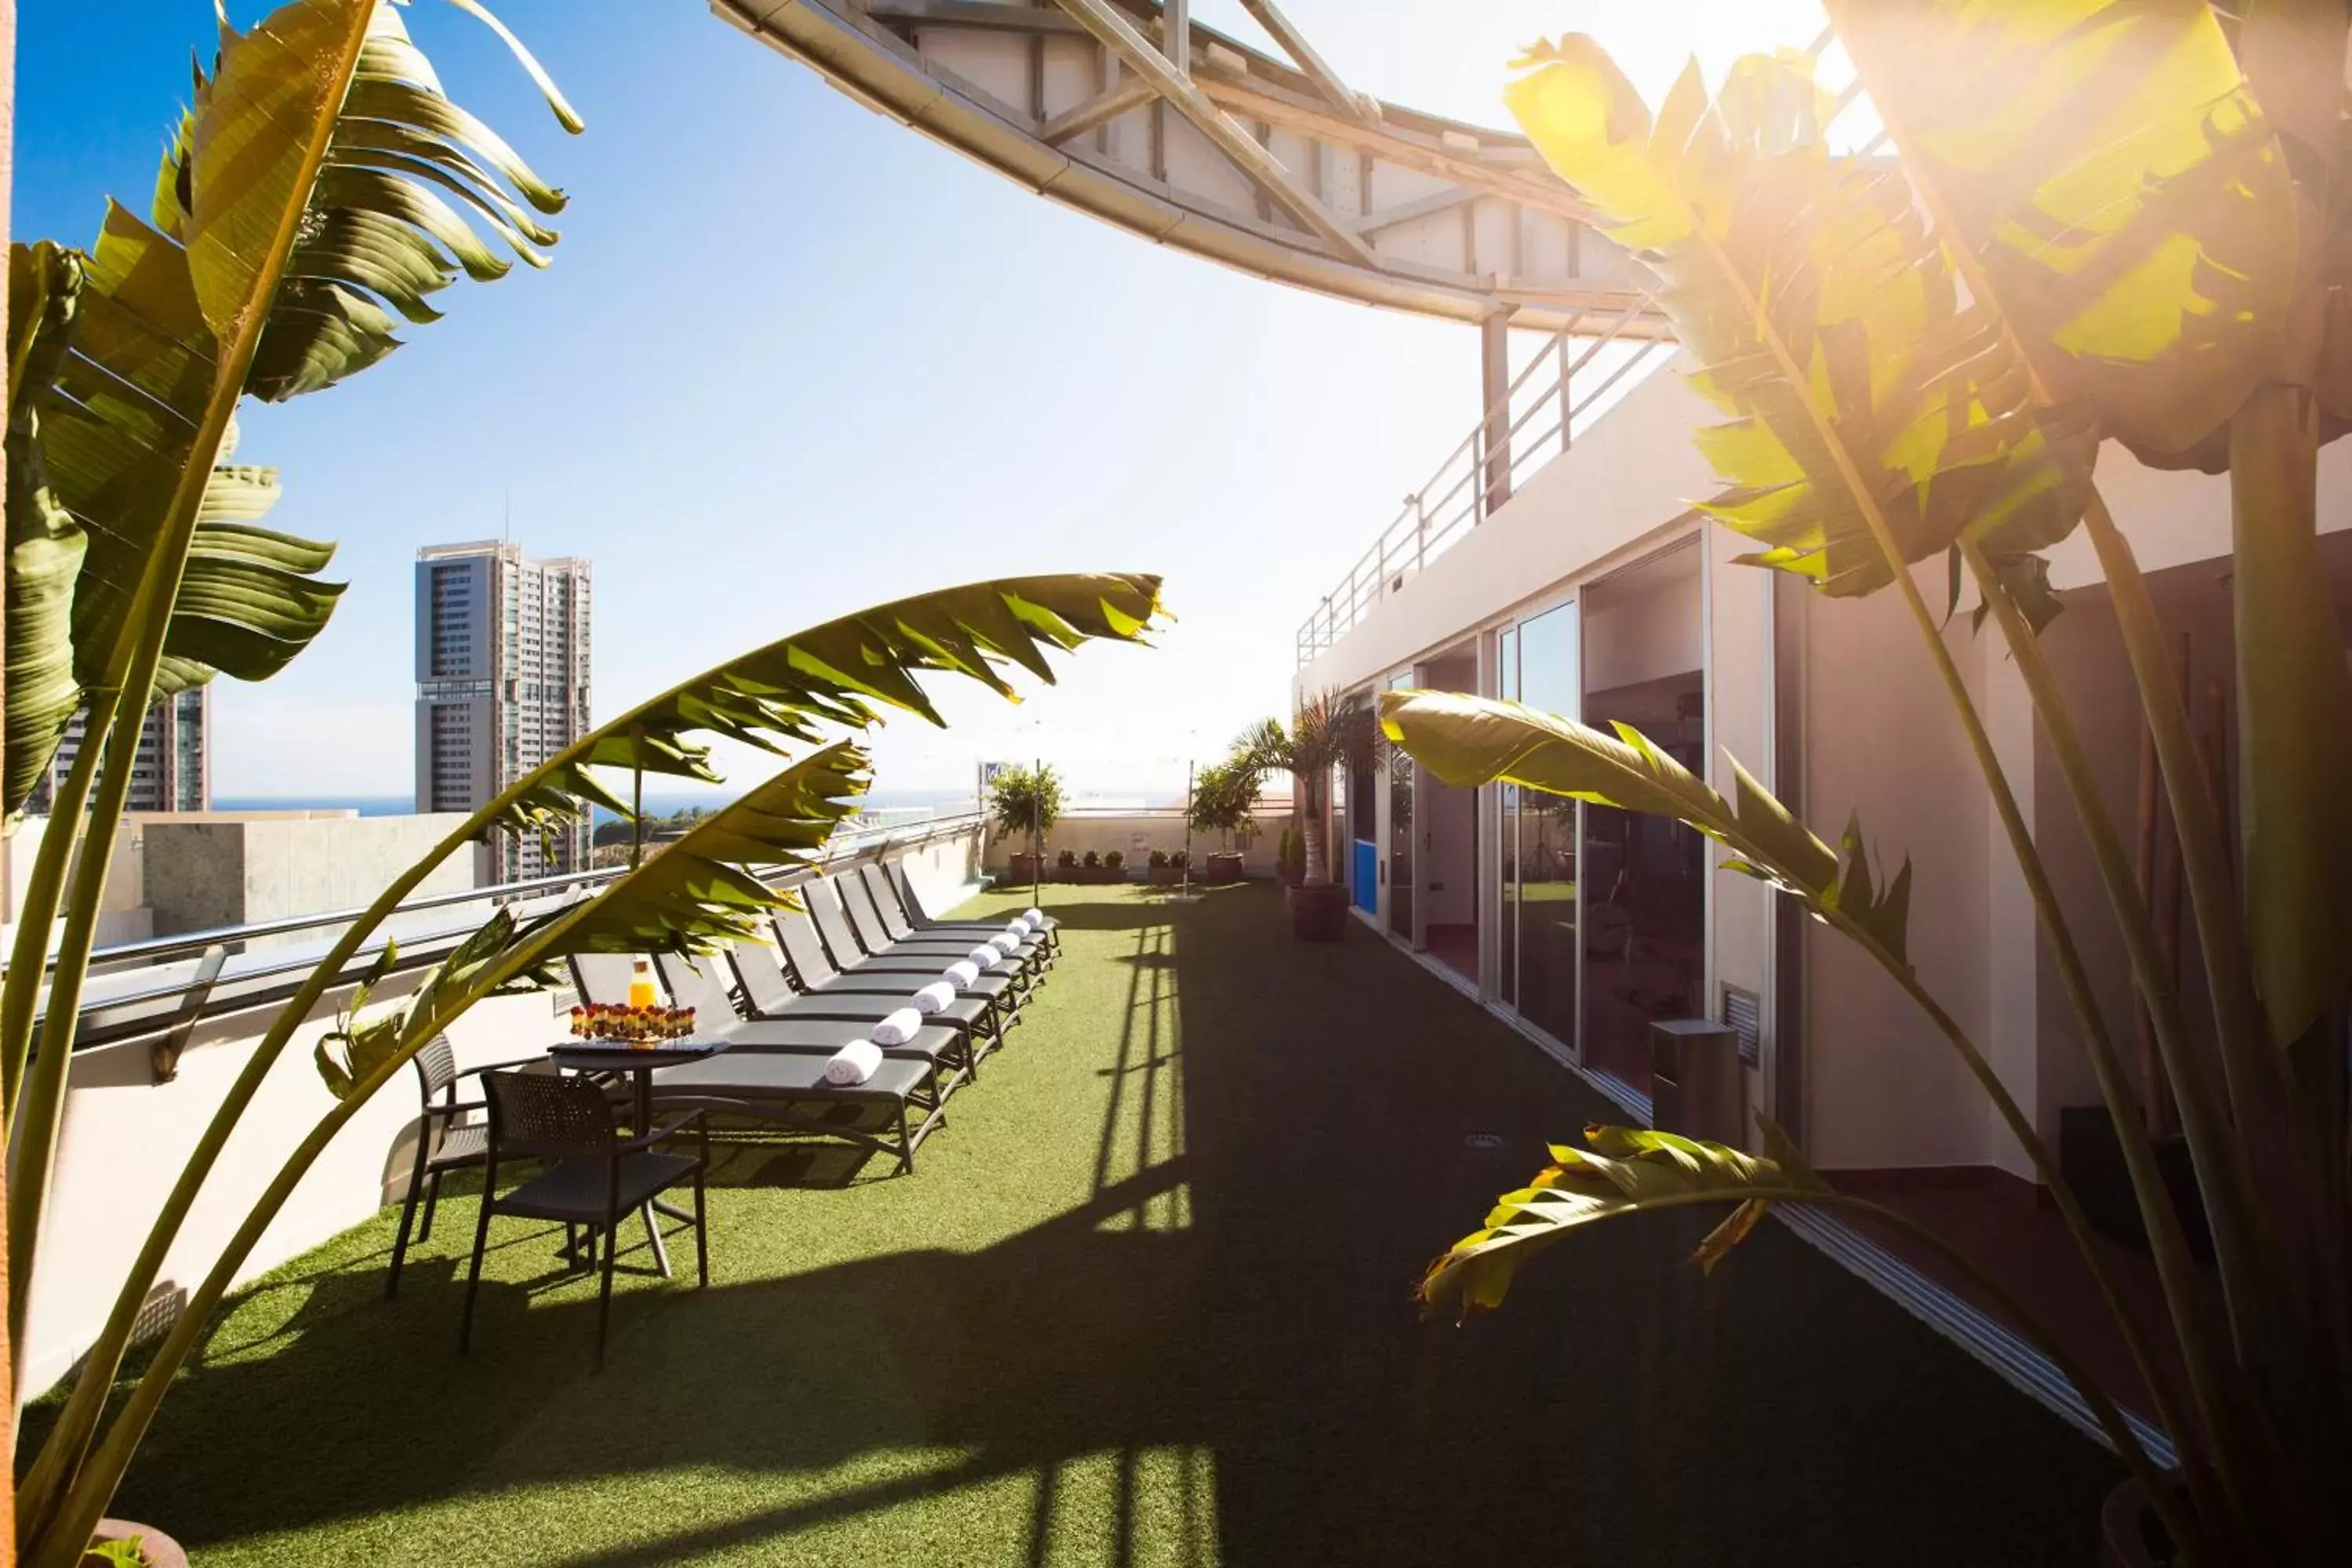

968,944,1000,969
1022,907,1044,924
911,980,956,1014
1005,919,1029,937
989,933,1022,956
983,948,1020,974
943,959,981,989
824,1038,883,1086
869,1007,922,1047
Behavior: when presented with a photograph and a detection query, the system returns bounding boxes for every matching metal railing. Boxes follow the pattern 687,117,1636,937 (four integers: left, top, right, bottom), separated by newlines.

1295,295,1674,667
46,809,989,1053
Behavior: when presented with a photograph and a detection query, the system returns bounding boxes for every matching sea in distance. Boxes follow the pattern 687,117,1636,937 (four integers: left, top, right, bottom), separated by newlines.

209,788,1070,825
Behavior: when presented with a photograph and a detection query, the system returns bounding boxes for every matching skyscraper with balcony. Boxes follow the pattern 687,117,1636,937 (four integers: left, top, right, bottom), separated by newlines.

414,541,593,882
31,688,210,815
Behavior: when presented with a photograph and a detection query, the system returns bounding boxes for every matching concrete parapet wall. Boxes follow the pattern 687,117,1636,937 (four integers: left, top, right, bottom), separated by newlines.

141,813,481,946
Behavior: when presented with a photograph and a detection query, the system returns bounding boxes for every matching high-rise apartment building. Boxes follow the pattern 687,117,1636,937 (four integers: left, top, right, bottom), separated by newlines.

414,540,593,881
31,688,211,815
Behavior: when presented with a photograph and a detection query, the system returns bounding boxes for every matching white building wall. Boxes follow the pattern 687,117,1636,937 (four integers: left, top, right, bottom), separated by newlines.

1289,347,2352,1182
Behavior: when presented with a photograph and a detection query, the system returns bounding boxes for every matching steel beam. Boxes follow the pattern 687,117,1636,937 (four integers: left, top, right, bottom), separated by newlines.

1480,311,1512,514
1352,183,1479,238
1039,74,1156,143
1193,71,1592,227
1049,0,1377,267
867,1,1084,35
1238,0,1380,123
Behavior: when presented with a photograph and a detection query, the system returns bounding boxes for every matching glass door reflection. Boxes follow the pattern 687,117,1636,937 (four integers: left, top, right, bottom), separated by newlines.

1386,671,1414,942
1512,604,1580,1051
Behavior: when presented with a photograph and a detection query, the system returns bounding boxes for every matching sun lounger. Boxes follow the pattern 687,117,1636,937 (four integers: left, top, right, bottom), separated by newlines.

809,878,1044,982
880,860,1061,956
644,1048,942,1173
648,950,995,1085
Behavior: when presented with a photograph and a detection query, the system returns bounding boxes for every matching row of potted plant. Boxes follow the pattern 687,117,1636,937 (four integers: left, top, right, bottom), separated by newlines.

1002,848,1223,886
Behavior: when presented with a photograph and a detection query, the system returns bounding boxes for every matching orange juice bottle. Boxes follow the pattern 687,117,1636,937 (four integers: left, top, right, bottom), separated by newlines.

628,956,659,1011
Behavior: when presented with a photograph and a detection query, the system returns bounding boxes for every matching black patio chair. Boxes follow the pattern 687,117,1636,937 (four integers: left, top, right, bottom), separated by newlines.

460,1068,710,1369
385,1034,543,1299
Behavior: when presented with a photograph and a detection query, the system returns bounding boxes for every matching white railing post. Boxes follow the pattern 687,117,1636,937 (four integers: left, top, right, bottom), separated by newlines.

1559,329,1573,452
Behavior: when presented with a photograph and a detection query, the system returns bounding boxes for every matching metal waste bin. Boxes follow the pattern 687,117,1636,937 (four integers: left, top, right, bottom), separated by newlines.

1650,1018,1744,1146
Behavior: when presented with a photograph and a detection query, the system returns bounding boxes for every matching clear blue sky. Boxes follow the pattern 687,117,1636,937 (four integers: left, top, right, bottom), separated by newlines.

13,0,1824,804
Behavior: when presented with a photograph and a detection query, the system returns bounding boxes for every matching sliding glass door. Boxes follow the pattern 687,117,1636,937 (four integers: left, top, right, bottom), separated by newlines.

1512,603,1581,1051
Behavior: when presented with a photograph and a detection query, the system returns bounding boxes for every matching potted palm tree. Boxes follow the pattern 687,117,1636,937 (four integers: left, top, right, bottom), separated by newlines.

989,763,1062,891
1188,758,1258,884
1238,694,1373,941
1275,826,1306,887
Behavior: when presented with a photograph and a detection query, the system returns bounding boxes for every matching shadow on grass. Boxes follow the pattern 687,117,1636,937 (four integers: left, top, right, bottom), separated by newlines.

53,884,2122,1566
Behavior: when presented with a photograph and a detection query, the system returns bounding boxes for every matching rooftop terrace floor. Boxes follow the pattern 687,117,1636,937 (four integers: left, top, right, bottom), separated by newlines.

59,884,2122,1565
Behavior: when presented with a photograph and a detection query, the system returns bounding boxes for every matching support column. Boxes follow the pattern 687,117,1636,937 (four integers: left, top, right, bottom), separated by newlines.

1480,311,1512,514
1165,0,1188,75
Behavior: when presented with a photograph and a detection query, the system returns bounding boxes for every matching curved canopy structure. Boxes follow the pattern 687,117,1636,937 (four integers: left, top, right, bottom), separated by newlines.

712,0,1666,336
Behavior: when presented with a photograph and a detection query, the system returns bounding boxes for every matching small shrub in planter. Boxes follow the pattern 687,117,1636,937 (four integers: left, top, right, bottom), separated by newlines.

1105,850,1125,871
1147,848,1185,886
1147,849,1169,868
1083,849,1101,868
1055,848,1080,882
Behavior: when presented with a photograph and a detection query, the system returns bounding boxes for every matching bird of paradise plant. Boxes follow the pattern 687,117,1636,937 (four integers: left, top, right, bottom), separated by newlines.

1387,10,2352,1563
5,2,579,1558
0,2,1169,1561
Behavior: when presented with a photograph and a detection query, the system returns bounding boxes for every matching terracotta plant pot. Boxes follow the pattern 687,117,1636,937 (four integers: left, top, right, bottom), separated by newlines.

89,1519,191,1568
1287,880,1348,941
1204,851,1244,884
1006,852,1044,886
1276,862,1303,888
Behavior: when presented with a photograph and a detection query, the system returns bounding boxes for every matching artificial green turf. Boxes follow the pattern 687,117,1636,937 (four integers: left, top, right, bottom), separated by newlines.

60,884,2119,1564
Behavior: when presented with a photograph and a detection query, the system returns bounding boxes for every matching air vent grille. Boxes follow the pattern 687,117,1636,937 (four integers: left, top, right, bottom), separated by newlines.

1722,983,1762,1066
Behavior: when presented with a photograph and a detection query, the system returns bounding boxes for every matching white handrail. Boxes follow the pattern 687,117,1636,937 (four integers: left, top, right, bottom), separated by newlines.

1296,294,1670,666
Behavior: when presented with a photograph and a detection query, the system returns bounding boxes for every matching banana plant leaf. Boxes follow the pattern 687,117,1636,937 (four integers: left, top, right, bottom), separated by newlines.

1418,1120,1824,1323
318,742,871,1094
1823,0,2296,471
5,244,90,821
1503,38,2095,599
1380,688,1913,964
6,0,572,825
533,742,872,962
488,572,1166,848
1826,0,2352,1045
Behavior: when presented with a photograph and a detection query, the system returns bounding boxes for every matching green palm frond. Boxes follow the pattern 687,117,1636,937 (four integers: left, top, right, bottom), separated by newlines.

1379,689,1915,964
542,743,873,962
488,573,1166,846
1418,1120,1823,1323
310,741,869,1085
1504,38,2095,598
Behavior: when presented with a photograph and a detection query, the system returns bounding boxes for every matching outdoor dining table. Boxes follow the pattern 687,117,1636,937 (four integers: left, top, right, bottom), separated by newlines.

543,1037,730,1278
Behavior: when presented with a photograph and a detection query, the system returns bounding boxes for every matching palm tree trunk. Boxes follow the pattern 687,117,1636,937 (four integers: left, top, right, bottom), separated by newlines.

1301,776,1330,885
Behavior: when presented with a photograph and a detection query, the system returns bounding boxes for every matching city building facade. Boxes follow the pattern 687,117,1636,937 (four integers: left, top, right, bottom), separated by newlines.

414,540,593,881
31,688,210,816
